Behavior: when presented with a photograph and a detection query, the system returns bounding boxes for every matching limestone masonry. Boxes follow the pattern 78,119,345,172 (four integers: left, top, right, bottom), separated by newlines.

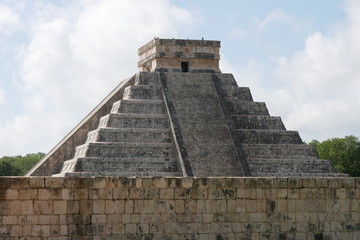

0,177,359,239
27,39,345,177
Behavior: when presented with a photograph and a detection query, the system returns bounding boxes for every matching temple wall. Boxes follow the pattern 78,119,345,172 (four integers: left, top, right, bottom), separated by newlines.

0,177,359,239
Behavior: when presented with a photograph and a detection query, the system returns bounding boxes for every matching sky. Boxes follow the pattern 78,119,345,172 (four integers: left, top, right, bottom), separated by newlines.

0,0,359,156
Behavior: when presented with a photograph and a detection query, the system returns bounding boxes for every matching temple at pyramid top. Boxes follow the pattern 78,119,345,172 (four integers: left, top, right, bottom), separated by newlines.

27,38,346,177
138,38,221,73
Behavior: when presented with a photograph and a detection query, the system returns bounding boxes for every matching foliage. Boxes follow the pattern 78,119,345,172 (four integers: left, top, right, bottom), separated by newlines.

0,152,45,176
309,135,360,177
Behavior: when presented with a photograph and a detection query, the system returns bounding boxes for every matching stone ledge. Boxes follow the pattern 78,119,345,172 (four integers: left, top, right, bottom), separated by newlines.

0,177,357,189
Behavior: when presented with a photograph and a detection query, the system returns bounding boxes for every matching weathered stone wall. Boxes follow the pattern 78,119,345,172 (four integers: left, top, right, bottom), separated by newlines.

138,39,221,72
0,177,359,239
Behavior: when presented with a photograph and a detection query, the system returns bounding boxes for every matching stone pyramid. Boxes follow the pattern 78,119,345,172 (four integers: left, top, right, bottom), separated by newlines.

27,38,346,177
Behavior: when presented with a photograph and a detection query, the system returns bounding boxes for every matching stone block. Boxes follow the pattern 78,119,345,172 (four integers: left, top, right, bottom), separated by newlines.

276,189,288,199
249,213,266,222
5,189,19,200
288,178,302,188
91,214,107,224
182,178,194,188
175,200,185,213
190,188,208,200
274,178,288,188
130,188,144,199
75,188,89,199
67,200,80,214
22,200,33,215
257,178,273,188
342,178,355,188
54,200,68,214
336,188,347,199
113,188,129,200
62,188,75,200
152,178,169,188
288,189,299,199
275,199,287,212
134,200,144,213
246,199,257,212
125,200,134,214
328,178,342,188
11,225,22,237
19,189,38,200
9,200,22,215
34,200,54,214
93,200,105,214
236,188,252,199
315,178,328,188
45,177,64,188
2,215,17,225
10,178,30,188
38,189,52,200
144,188,160,199
208,189,222,200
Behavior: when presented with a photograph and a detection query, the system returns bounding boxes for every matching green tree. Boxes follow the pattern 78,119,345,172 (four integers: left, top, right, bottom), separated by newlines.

309,135,360,177
0,160,21,176
0,152,45,176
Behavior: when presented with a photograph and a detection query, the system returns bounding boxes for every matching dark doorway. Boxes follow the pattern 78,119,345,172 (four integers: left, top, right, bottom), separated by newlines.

181,62,189,72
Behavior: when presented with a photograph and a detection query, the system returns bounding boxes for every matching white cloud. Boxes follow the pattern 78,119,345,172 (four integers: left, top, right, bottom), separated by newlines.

230,9,310,40
0,0,196,156
0,87,5,105
271,1,360,141
226,1,360,142
0,4,20,34
257,9,306,32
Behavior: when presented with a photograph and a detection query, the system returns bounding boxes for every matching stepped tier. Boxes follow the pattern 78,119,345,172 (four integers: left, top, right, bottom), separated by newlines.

55,73,183,177
232,115,285,130
111,99,165,114
86,128,171,143
98,113,169,129
219,74,343,177
42,72,343,177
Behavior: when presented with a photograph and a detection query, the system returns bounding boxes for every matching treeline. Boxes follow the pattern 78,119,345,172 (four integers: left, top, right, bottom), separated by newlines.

309,135,360,177
0,152,45,176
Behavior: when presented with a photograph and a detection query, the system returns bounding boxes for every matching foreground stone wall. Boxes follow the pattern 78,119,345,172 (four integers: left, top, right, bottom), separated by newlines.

0,177,359,239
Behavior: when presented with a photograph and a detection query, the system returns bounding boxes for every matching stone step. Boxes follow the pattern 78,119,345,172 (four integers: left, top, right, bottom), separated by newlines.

111,99,165,114
247,158,336,173
135,72,160,86
232,115,285,130
123,85,162,100
242,144,318,159
250,172,348,177
64,171,182,177
99,113,168,128
87,128,171,143
237,130,302,144
247,158,327,164
61,157,178,173
74,142,175,158
219,74,237,86
227,101,269,115
222,87,253,101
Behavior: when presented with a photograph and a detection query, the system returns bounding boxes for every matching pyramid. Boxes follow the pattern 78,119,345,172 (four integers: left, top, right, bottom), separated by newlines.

27,38,346,177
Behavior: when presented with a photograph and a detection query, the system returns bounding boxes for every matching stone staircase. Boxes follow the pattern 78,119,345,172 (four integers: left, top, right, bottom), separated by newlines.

55,73,182,177
220,73,346,177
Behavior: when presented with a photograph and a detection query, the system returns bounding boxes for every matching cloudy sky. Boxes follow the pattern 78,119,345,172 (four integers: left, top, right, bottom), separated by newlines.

0,0,359,156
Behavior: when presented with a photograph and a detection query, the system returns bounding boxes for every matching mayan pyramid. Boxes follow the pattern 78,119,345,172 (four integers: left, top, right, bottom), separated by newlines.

27,38,346,177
